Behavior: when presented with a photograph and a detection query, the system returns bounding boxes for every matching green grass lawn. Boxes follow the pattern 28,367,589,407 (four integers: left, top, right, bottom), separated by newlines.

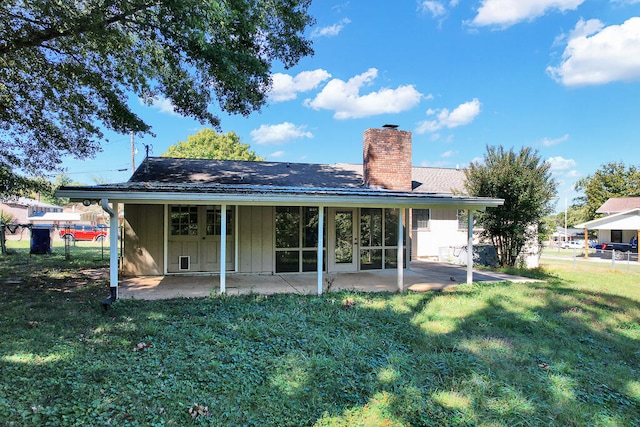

0,248,638,426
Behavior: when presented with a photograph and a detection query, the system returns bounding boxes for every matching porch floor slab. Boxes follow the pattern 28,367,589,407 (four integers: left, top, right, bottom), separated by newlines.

118,261,538,300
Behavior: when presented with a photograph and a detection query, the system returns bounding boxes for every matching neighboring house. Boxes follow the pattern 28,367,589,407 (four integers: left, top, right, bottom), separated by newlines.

56,125,504,294
0,197,63,224
576,197,640,246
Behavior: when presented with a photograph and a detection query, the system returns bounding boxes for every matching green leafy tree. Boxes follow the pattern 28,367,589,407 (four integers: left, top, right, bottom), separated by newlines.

39,174,78,206
574,161,640,220
552,204,590,229
465,146,557,267
162,129,264,161
0,0,313,196
0,165,50,199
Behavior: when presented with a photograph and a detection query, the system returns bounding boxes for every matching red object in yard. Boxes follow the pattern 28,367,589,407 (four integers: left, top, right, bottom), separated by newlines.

59,224,107,242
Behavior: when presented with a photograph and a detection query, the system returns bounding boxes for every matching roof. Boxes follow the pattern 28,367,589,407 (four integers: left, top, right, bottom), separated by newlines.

127,158,467,194
596,197,640,214
28,212,82,222
575,208,640,230
0,196,62,210
56,157,502,210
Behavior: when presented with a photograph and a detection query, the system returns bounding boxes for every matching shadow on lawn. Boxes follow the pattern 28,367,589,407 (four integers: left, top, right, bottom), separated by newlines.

0,263,639,425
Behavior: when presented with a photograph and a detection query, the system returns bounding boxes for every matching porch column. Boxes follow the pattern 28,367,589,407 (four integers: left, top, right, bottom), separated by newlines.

584,228,589,258
100,199,119,301
220,204,227,294
467,210,474,284
317,206,324,295
397,207,404,292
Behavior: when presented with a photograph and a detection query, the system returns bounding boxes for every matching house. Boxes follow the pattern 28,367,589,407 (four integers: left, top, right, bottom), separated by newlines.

0,196,64,224
56,125,504,298
575,197,640,248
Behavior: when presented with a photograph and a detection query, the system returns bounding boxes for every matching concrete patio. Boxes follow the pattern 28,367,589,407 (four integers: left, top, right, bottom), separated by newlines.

118,260,537,300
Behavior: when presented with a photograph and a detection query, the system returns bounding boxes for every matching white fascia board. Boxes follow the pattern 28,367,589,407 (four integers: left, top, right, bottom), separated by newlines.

575,208,640,230
55,189,504,210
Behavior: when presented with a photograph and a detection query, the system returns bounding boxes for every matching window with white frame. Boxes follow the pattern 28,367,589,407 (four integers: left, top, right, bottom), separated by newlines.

411,209,430,230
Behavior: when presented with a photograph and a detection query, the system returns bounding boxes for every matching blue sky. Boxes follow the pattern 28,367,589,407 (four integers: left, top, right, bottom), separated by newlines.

61,0,640,211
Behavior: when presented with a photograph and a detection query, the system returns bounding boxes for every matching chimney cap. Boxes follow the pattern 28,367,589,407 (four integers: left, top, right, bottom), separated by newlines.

382,124,399,130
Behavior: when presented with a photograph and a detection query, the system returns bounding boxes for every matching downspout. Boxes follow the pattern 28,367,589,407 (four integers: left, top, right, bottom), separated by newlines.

101,199,119,308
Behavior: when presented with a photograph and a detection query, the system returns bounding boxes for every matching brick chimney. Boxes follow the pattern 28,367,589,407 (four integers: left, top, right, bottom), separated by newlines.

363,125,412,191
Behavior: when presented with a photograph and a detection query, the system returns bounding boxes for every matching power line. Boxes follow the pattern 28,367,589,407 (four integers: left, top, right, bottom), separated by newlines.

46,168,128,177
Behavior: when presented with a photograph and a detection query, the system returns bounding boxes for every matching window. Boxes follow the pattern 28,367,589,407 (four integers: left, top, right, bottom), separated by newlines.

275,207,326,273
457,210,467,230
611,230,623,243
170,206,198,235
412,209,430,230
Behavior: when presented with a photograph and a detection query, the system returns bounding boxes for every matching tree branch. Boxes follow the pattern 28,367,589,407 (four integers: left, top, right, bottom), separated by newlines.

0,1,157,55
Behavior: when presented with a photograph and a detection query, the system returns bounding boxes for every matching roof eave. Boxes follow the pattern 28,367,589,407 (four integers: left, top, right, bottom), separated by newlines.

56,188,503,210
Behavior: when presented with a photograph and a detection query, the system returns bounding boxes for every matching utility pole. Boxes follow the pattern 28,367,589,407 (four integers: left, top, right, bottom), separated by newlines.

130,131,135,174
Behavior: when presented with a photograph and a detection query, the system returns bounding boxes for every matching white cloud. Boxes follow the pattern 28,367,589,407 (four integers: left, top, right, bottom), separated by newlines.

250,122,313,145
145,96,180,116
416,98,481,133
441,150,458,158
470,0,584,28
547,17,640,86
419,1,446,17
311,18,351,38
304,68,423,119
470,156,484,166
541,134,569,147
547,156,576,172
269,69,332,102
566,170,582,178
269,150,286,158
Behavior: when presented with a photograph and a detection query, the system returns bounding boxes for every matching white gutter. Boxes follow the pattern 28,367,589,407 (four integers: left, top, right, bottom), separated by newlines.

57,190,503,210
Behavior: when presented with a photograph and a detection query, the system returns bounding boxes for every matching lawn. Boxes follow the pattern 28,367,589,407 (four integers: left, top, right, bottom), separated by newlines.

0,246,638,426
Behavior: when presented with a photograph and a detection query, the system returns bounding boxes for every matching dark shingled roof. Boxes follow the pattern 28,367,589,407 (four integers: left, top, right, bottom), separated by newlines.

130,157,467,195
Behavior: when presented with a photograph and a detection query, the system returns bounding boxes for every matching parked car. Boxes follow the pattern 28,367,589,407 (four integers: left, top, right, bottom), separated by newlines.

600,242,638,253
561,240,586,249
59,224,107,242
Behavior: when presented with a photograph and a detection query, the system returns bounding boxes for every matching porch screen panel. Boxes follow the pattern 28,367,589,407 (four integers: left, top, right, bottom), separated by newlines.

359,208,400,270
275,206,326,273
360,208,382,247
275,207,300,248
302,207,325,272
384,209,399,246
275,207,300,272
334,211,354,264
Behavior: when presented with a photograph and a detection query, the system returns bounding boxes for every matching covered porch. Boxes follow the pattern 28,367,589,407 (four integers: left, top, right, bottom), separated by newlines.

118,260,536,300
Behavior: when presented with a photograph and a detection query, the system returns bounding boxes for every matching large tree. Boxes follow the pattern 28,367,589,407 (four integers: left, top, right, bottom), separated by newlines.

574,161,640,220
465,146,557,267
162,128,264,161
0,0,313,195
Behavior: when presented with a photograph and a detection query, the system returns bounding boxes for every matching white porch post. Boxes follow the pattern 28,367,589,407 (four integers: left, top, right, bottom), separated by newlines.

100,199,119,301
317,206,324,295
110,202,119,295
220,204,227,294
467,210,474,284
397,208,404,292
